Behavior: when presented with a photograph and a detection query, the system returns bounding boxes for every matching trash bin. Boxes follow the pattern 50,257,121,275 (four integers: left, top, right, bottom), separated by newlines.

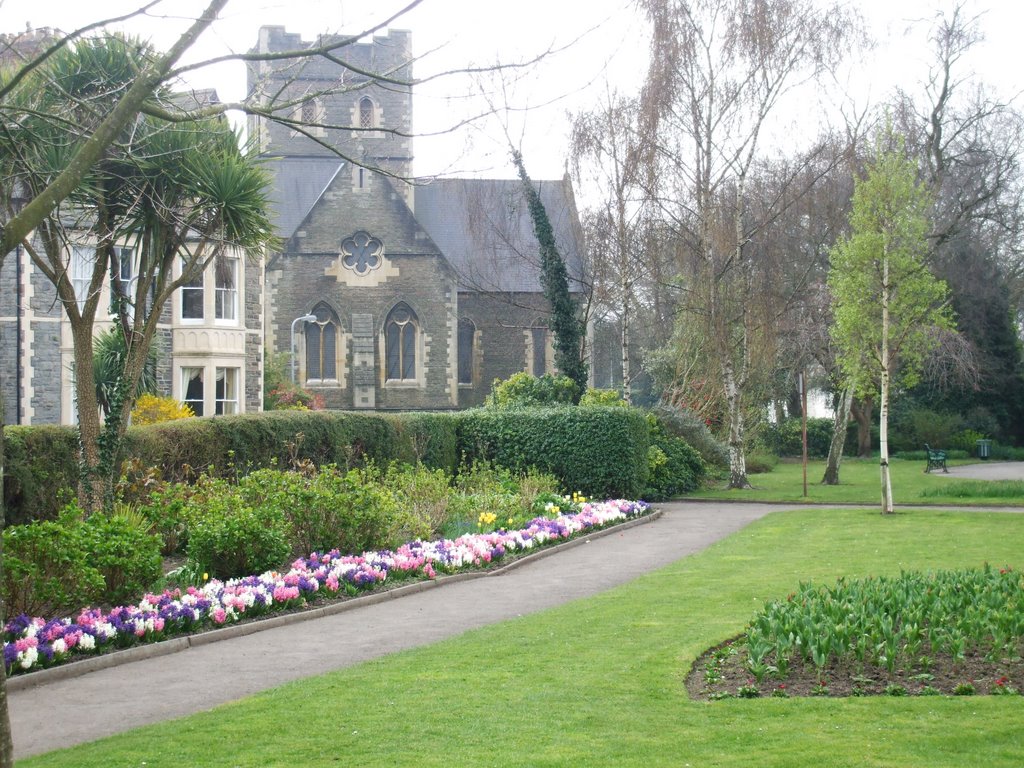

976,439,992,460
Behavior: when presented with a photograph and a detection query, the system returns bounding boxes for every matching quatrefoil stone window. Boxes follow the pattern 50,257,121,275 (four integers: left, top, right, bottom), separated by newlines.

340,232,383,275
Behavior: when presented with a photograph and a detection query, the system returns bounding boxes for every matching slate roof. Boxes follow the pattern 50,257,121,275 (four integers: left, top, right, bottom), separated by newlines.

413,178,586,294
263,156,345,243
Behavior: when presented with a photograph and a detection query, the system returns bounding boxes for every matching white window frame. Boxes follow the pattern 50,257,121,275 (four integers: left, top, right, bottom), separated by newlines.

70,245,94,310
180,258,204,322
214,255,238,323
215,367,239,415
181,366,204,417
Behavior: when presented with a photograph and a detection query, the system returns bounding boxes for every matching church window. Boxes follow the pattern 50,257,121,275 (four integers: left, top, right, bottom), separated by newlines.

305,304,339,381
340,231,383,275
531,326,548,376
458,317,475,385
293,97,326,137
385,303,418,381
359,96,375,129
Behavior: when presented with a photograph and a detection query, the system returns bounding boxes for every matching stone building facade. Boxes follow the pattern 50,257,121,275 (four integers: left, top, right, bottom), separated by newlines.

256,27,587,411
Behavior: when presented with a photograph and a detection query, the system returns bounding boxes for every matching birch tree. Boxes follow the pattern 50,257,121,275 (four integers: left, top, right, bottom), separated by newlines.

828,140,952,514
570,90,648,403
638,0,857,488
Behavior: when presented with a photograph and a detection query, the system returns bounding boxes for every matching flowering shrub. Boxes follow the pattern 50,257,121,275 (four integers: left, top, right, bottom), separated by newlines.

3,500,649,675
265,386,324,411
130,394,194,426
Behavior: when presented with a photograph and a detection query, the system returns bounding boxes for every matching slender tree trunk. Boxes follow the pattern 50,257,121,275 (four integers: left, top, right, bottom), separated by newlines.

880,255,894,514
851,395,874,457
822,386,852,485
72,319,106,513
620,290,631,405
723,361,751,489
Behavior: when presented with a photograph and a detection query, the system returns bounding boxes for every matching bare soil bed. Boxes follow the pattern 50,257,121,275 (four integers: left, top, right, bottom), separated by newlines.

687,635,1024,699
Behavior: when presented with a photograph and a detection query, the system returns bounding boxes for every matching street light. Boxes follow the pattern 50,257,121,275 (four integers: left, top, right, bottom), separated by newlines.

290,313,317,384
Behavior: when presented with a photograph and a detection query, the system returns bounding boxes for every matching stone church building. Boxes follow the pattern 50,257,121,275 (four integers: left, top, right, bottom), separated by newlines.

256,26,587,410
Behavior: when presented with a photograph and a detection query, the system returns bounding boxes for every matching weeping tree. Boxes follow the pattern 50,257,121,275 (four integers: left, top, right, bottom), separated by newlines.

8,35,274,512
638,0,859,488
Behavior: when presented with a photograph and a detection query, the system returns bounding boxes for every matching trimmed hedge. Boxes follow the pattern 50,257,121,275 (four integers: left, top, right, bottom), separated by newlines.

5,407,656,522
4,426,80,526
456,406,650,499
4,412,462,524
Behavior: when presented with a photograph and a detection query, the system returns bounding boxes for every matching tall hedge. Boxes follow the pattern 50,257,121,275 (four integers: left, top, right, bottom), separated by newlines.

4,411,461,523
4,426,81,526
456,406,649,498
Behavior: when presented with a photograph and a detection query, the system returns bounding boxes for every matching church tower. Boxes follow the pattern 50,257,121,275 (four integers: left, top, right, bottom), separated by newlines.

247,26,414,187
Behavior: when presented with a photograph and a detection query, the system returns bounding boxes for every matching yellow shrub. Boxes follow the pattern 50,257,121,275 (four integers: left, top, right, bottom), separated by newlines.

131,394,195,426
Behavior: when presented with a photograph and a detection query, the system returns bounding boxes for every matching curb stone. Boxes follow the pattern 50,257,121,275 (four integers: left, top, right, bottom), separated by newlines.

6,509,662,691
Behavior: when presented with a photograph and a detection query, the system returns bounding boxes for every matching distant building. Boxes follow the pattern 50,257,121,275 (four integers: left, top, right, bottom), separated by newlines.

254,27,587,410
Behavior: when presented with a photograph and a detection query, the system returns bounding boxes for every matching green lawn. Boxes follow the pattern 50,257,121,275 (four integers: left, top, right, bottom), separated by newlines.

22,506,1024,767
692,457,1024,506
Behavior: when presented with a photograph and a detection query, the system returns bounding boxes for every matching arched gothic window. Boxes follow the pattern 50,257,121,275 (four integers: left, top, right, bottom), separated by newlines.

305,303,339,381
385,302,417,381
458,317,476,385
359,96,375,129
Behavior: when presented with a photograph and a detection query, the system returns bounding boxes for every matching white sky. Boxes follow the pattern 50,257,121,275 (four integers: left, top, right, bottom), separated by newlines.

1,0,1022,186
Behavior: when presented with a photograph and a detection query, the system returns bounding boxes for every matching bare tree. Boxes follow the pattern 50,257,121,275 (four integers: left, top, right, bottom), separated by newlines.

637,0,859,488
890,4,1024,441
570,88,648,403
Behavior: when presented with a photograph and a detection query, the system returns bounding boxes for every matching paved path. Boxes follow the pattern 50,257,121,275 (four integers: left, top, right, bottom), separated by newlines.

943,461,1024,481
13,501,777,759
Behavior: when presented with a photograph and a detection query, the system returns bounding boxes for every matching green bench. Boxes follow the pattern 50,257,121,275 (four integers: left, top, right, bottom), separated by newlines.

924,444,948,473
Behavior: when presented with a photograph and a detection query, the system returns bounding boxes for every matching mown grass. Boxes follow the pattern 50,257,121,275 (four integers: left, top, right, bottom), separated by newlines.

692,457,1024,506
919,480,1024,499
21,506,1024,768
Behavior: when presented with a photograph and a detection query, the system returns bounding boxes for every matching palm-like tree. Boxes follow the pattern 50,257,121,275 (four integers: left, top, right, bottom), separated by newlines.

7,35,275,511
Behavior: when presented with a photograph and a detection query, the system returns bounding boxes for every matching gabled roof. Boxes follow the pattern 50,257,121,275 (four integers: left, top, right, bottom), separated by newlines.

263,156,344,243
413,178,586,294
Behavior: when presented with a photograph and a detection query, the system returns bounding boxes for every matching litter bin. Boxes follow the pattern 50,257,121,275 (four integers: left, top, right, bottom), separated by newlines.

976,439,992,460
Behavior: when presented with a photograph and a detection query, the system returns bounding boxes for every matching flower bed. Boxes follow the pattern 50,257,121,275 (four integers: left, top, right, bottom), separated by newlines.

3,500,649,675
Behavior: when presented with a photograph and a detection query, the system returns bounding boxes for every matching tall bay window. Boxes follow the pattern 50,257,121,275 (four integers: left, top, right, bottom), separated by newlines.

214,254,238,321
182,367,204,416
70,245,94,310
215,367,239,415
181,259,204,320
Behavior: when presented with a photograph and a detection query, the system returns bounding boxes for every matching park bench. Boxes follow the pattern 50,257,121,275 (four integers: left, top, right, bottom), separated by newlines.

924,444,948,473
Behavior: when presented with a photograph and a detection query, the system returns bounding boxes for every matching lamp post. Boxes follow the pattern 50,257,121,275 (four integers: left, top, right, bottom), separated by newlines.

290,313,317,384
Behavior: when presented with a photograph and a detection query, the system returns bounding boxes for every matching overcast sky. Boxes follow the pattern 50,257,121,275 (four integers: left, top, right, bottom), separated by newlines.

2,0,1021,182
